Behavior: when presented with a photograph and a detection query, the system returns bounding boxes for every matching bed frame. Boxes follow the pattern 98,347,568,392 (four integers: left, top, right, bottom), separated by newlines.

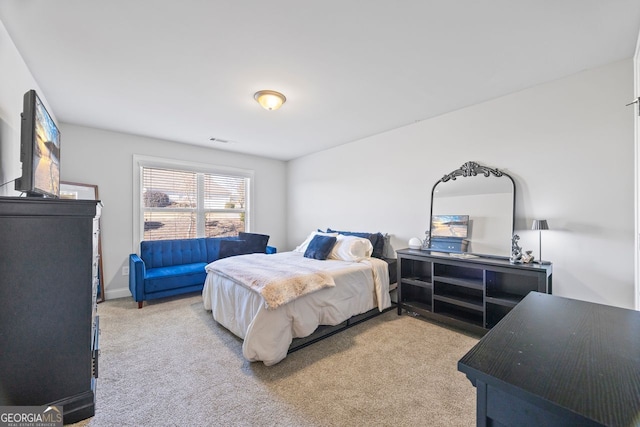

288,258,397,353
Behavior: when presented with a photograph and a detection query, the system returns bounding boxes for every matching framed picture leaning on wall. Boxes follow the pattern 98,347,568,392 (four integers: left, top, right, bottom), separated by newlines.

60,181,105,303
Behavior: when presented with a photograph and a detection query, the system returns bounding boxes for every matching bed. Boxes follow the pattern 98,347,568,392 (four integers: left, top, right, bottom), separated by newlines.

202,231,394,365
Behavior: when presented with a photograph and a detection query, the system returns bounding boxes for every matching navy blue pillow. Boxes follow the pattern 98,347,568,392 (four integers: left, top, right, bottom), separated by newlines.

326,228,385,258
238,232,270,254
304,235,337,260
205,236,240,262
219,239,252,259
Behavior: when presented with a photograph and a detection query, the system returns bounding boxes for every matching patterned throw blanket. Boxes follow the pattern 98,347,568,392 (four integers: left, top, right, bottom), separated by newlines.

205,253,336,310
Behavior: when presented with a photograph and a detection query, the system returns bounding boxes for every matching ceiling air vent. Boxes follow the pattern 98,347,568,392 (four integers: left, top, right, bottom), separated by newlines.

209,137,230,143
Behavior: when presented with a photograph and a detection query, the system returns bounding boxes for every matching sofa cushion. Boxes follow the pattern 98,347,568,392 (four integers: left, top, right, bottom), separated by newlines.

204,236,240,262
218,239,254,259
141,238,207,268
144,262,208,293
238,232,270,254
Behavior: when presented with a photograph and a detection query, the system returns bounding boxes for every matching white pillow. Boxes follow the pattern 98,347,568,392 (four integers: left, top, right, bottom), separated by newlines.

293,231,338,253
329,235,373,261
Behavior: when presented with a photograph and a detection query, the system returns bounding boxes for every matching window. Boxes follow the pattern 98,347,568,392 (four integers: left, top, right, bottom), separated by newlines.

134,156,252,243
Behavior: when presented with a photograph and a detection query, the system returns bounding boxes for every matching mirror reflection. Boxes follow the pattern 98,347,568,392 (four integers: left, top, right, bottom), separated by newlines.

430,162,515,257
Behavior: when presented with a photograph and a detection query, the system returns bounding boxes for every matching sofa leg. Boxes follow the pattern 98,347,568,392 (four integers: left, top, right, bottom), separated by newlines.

138,301,143,309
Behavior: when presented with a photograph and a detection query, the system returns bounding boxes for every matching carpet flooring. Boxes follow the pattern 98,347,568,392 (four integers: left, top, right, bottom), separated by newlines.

71,294,479,426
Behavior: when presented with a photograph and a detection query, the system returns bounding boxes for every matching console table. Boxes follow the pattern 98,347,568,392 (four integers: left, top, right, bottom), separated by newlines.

458,292,640,426
396,249,552,334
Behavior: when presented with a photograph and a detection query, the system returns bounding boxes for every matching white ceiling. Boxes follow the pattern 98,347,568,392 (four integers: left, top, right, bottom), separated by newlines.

1,1,639,161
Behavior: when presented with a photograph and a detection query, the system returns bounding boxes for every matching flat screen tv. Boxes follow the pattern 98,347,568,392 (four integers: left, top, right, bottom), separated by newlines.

14,89,60,198
431,214,469,238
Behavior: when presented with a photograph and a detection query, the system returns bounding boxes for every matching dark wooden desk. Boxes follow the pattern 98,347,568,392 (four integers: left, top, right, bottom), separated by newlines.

458,292,640,427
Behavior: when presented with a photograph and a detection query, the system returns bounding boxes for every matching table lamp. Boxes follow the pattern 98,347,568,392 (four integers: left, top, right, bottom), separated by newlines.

531,219,550,265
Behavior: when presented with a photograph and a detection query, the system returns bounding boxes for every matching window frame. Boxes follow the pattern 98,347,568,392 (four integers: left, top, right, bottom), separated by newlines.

132,154,254,253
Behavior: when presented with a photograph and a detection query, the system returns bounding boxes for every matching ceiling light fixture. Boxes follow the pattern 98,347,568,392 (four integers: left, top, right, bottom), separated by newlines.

254,90,286,111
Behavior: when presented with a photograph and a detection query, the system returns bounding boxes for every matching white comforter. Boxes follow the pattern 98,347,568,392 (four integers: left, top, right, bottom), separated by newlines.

203,251,391,365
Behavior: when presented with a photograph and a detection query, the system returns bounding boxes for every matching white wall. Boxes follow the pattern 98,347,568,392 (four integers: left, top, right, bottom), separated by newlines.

59,124,287,300
0,19,53,196
1,16,287,300
288,59,635,309
2,15,635,308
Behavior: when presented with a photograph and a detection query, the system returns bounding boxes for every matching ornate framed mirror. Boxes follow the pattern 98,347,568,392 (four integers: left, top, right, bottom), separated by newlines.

429,161,515,257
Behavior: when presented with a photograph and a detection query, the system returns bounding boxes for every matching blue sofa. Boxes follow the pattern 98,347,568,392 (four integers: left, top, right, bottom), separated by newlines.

129,232,273,308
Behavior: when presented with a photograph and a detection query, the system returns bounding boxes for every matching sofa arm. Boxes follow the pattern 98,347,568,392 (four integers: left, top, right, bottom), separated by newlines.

129,254,146,307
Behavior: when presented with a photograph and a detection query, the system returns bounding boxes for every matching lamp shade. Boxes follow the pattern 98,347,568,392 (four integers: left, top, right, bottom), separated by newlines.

254,90,286,111
531,219,549,231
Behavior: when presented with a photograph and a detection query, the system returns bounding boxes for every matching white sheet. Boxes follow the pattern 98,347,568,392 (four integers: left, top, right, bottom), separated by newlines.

203,251,391,365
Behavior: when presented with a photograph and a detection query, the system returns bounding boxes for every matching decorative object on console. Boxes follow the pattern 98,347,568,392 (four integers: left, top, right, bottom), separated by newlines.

531,219,550,265
510,234,523,264
421,230,431,250
522,250,534,264
429,214,470,252
408,237,422,249
254,90,286,110
431,214,469,238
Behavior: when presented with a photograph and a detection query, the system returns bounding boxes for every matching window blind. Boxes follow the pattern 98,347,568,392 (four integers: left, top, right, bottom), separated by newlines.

141,166,248,241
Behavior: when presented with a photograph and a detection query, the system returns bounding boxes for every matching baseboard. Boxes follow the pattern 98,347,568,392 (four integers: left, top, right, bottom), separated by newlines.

104,287,132,300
